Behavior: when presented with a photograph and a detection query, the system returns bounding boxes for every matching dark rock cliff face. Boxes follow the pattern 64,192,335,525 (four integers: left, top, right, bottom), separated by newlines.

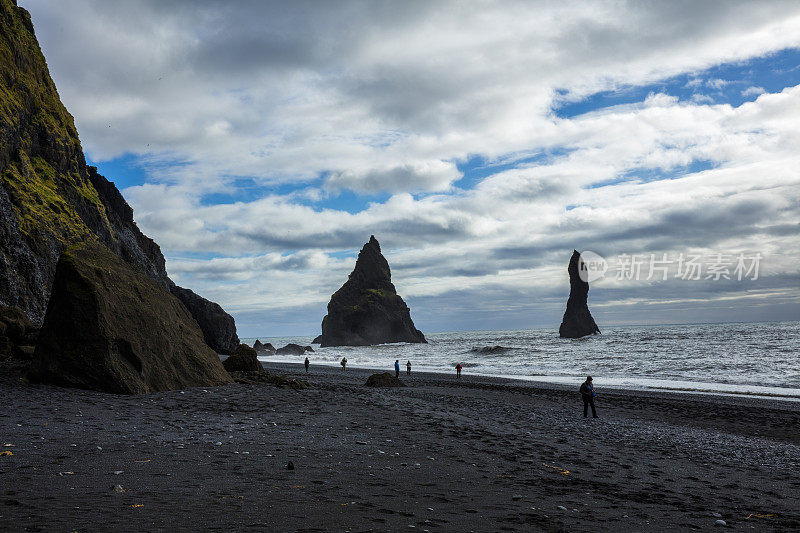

559,250,601,338
30,242,232,393
0,304,38,362
169,285,239,354
317,236,426,347
0,0,238,351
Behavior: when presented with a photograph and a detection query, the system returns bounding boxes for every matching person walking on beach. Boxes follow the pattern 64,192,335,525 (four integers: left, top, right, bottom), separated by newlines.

341,357,347,371
406,360,411,375
456,363,462,379
304,356,310,374
394,359,400,378
580,376,598,418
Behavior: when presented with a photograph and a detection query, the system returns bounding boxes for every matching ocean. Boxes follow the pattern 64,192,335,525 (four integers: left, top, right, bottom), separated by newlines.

243,321,800,400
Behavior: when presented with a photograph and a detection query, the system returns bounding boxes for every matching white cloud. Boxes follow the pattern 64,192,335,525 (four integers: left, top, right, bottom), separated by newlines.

19,0,800,333
24,0,800,193
742,85,766,97
706,78,729,89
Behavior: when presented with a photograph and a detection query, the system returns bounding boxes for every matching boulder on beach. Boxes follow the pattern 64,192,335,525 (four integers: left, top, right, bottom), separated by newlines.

316,236,426,347
365,372,406,388
30,242,233,393
231,371,310,390
311,334,323,344
275,343,313,356
559,250,601,338
252,339,276,354
223,344,264,373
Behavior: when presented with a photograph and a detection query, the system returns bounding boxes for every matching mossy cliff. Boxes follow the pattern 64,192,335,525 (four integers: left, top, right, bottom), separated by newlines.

0,0,238,352
30,242,233,393
317,236,426,347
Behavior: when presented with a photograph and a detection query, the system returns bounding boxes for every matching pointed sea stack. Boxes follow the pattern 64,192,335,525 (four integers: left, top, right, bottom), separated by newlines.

559,250,600,338
317,236,426,347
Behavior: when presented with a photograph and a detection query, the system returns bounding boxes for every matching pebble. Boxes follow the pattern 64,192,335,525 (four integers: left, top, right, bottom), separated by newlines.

111,471,123,475
287,461,294,470
112,485,124,493
557,505,567,511
715,520,727,527
512,495,523,501
711,512,722,518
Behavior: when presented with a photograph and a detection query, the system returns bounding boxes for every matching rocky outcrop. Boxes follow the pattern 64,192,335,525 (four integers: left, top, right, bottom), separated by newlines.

169,285,238,354
317,236,426,347
311,335,323,344
222,343,263,373
0,0,238,352
0,304,38,362
252,339,275,354
470,346,515,355
231,370,309,390
29,242,233,393
365,372,406,388
559,250,601,338
275,343,313,356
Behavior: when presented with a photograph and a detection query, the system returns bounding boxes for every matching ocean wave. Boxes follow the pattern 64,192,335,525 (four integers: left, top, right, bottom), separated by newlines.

469,345,517,355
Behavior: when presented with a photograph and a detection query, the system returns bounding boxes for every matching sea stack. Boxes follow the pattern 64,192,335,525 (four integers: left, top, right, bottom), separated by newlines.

559,250,601,338
317,236,426,347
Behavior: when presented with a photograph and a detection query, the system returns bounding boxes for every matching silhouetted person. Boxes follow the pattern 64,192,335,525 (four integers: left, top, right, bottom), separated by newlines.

580,376,598,418
394,359,400,378
456,363,462,379
304,357,310,374
341,357,347,371
406,360,411,375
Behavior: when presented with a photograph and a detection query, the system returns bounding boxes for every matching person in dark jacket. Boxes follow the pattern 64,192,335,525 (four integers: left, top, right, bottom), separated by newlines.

406,360,411,375
456,363,462,379
580,376,598,418
304,357,310,374
394,359,400,378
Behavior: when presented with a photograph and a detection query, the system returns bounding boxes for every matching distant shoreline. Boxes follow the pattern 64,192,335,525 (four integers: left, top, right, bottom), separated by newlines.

260,360,800,404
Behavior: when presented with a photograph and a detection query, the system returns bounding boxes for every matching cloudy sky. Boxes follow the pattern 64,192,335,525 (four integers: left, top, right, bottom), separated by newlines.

24,0,800,336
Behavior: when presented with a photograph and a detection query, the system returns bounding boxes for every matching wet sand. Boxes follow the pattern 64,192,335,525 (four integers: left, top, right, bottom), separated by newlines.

1,360,798,532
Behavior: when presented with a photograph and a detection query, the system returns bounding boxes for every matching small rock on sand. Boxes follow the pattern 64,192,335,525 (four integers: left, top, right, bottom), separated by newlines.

714,519,727,526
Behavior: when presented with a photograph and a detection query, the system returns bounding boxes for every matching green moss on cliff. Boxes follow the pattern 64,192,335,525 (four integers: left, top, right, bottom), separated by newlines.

0,0,112,245
2,156,92,243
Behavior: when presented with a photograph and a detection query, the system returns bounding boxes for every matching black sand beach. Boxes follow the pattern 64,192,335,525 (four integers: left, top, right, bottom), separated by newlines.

1,361,798,532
